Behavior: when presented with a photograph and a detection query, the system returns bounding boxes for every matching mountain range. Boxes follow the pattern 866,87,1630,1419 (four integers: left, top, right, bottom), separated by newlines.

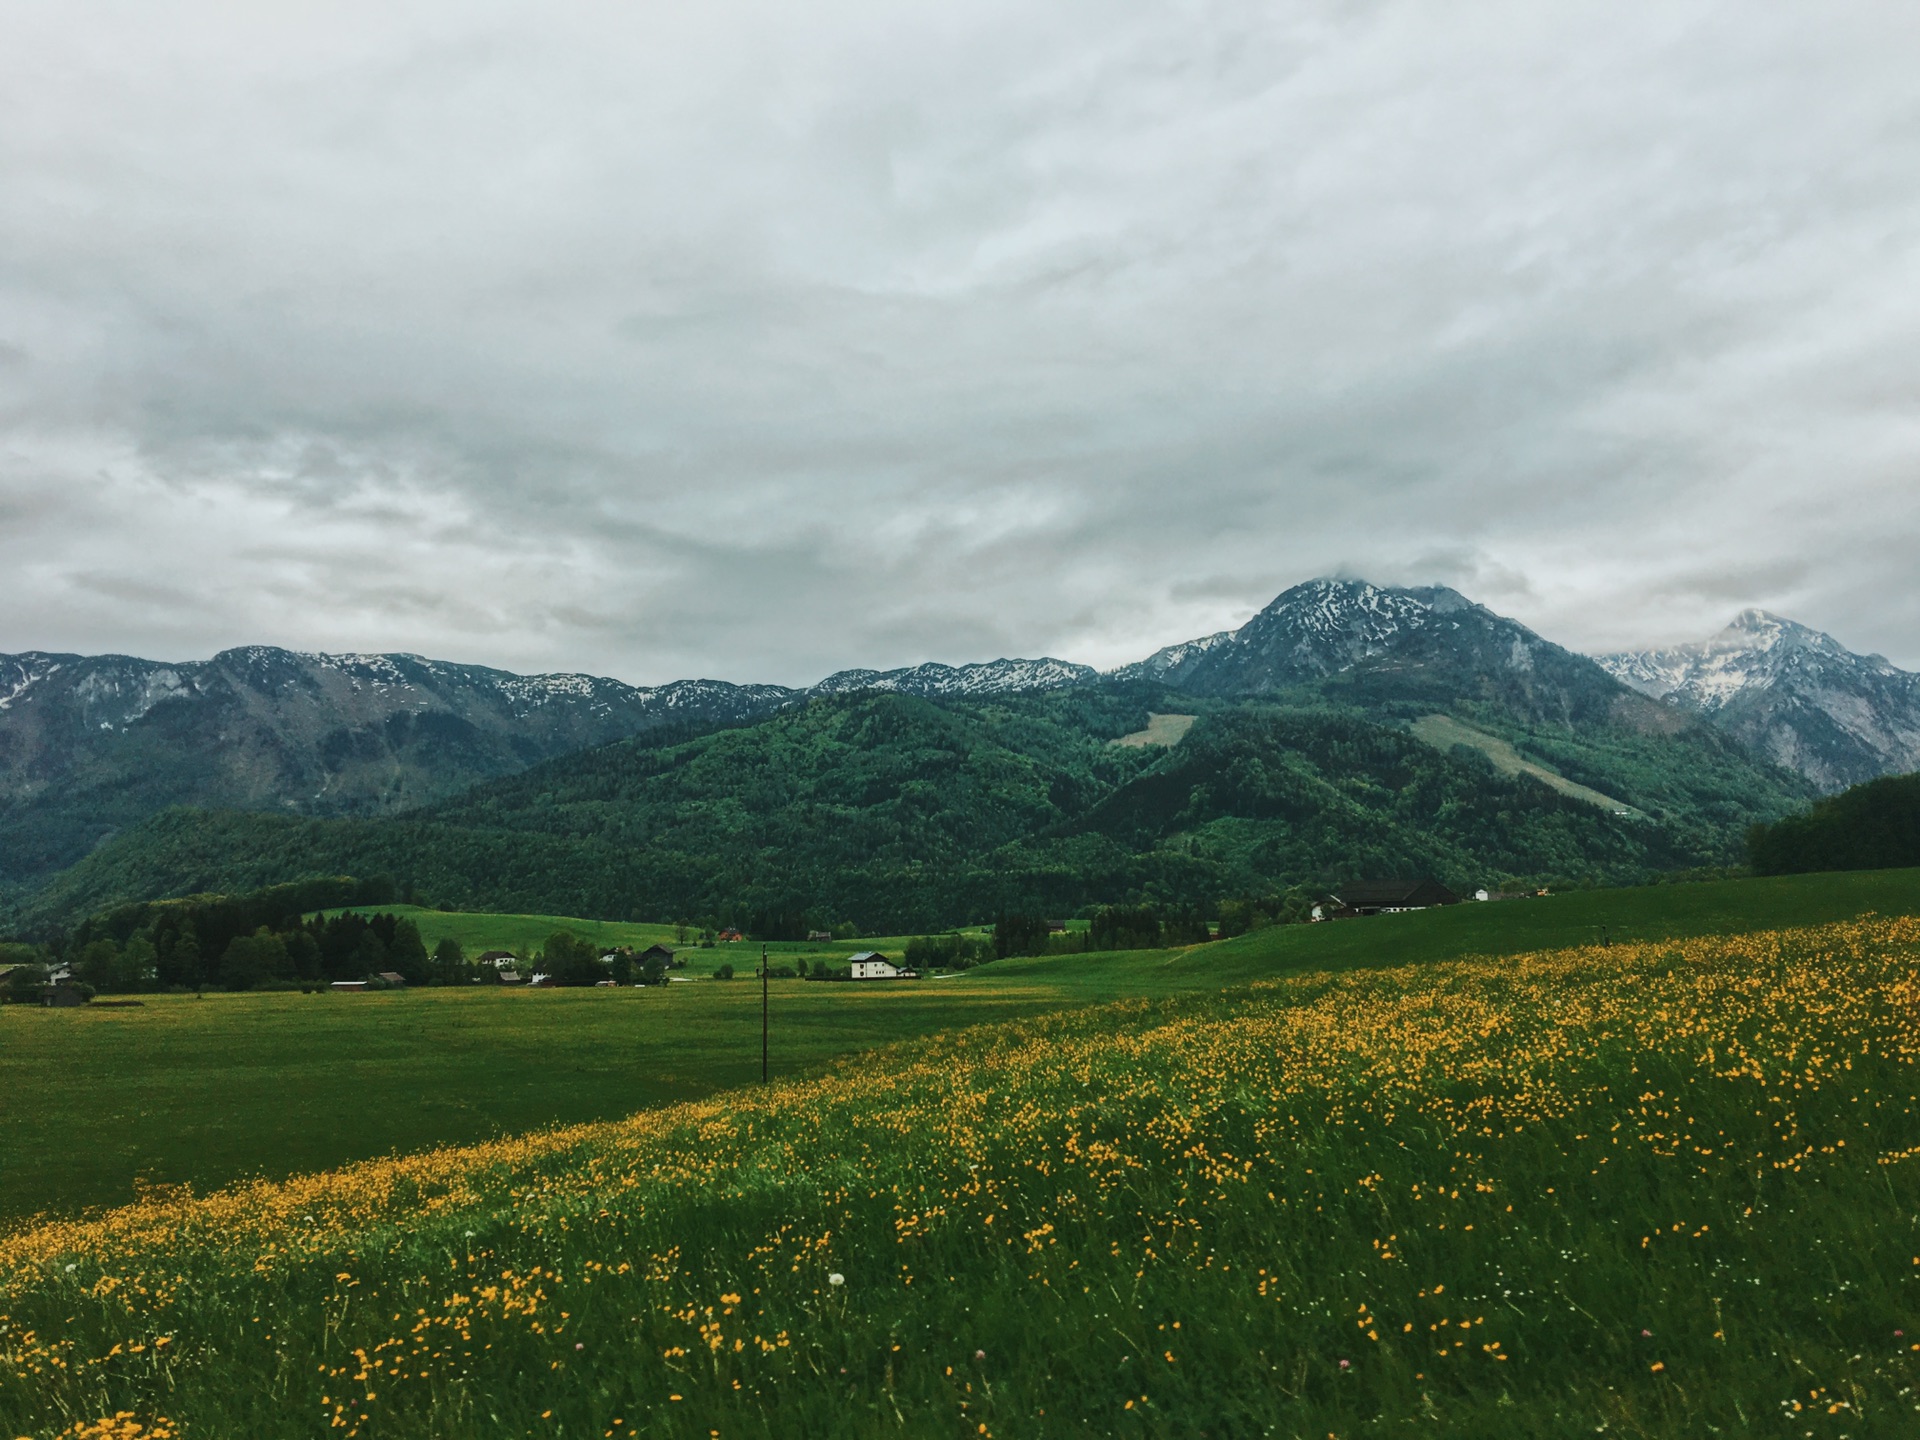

1,576,1904,926
1597,610,1920,792
0,647,1105,887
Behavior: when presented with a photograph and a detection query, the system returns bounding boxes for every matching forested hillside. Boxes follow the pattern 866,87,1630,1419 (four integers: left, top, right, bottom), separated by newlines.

10,683,1810,935
1748,771,1920,875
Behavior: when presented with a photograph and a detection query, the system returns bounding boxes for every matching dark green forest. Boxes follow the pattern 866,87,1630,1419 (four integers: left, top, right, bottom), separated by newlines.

5,684,1811,937
1748,771,1920,875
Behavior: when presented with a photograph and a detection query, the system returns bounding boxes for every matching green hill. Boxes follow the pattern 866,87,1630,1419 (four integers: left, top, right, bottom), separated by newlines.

1749,770,1920,874
10,685,1810,933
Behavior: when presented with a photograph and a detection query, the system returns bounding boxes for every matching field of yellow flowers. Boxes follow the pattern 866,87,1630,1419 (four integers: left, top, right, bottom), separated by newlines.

4,916,1919,1437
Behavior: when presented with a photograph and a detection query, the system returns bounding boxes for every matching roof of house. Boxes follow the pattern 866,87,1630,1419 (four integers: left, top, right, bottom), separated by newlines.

1332,878,1461,909
378,971,407,985
848,951,892,965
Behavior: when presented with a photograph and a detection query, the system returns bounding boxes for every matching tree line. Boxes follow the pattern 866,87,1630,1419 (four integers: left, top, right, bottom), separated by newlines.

1748,772,1920,876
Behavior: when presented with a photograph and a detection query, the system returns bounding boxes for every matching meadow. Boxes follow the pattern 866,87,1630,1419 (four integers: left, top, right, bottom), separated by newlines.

316,906,983,977
3,912,1918,1436
6,869,1917,1224
0,980,1067,1223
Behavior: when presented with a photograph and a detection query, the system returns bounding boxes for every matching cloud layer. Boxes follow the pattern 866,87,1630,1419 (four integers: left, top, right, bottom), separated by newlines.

3,0,1918,682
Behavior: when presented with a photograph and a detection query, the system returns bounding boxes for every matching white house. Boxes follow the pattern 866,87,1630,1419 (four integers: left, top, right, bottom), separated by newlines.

849,951,901,980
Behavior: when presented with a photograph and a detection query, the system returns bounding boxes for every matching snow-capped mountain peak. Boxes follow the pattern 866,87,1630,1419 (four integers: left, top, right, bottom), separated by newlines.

1597,610,1870,712
1598,613,1920,791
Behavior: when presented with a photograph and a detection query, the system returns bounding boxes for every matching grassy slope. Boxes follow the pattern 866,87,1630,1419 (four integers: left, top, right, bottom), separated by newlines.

966,864,1920,997
5,868,1917,1226
4,915,1918,1437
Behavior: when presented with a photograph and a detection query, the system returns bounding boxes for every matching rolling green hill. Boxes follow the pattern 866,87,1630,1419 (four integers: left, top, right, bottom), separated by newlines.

10,684,1813,935
7,683,1812,934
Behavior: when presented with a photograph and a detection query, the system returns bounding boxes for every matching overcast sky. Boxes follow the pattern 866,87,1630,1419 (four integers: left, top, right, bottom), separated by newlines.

3,1,1918,684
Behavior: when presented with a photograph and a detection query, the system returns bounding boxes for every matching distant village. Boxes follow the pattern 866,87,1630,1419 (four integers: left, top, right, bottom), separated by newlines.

1,874,1551,1006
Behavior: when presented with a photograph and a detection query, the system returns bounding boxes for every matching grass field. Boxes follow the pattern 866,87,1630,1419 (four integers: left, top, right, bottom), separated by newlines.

0,981,1067,1224
319,906,980,976
1407,713,1640,814
6,869,1917,1227
4,912,1917,1436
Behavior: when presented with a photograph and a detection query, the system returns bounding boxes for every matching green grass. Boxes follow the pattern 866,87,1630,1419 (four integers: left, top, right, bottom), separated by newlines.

323,905,968,976
1408,712,1641,814
965,864,1920,997
0,980,1063,1225
8,868,1917,1228
5,914,1918,1436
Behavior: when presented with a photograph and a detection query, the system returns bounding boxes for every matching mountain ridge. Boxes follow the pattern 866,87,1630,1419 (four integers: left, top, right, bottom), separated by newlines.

1,575,1872,894
1598,611,1920,791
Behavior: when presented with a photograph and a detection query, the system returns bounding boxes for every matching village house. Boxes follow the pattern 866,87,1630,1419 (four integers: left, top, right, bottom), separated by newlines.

849,952,916,980
479,951,525,983
329,980,369,992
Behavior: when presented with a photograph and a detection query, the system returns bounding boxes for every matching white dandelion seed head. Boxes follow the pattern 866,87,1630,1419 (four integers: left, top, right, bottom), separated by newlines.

828,1272,845,1287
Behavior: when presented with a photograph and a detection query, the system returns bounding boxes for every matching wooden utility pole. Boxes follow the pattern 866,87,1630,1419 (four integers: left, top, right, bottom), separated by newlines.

761,943,769,1084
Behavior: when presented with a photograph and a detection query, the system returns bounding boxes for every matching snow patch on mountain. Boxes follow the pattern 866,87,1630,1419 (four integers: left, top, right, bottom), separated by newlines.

1598,610,1920,790
811,658,1096,699
1595,610,1901,713
1107,630,1236,681
0,654,68,711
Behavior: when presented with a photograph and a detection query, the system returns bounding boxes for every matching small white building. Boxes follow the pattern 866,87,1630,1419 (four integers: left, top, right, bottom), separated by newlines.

849,951,901,980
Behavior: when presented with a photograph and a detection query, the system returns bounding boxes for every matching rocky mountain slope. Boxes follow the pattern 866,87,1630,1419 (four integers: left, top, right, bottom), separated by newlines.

0,647,1104,886
813,658,1097,699
1597,611,1920,791
4,578,1833,896
0,648,796,883
1112,578,1665,735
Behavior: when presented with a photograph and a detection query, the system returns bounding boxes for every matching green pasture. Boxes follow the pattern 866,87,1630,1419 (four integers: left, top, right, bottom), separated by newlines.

7,910,1919,1437
319,904,979,974
0,978,1060,1224
6,867,1917,1226
972,864,1920,997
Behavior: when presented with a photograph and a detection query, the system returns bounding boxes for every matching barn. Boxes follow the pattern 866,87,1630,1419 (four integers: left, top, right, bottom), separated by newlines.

1321,878,1462,919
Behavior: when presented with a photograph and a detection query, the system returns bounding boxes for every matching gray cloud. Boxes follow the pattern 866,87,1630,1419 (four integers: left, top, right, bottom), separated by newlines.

2,0,1918,682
